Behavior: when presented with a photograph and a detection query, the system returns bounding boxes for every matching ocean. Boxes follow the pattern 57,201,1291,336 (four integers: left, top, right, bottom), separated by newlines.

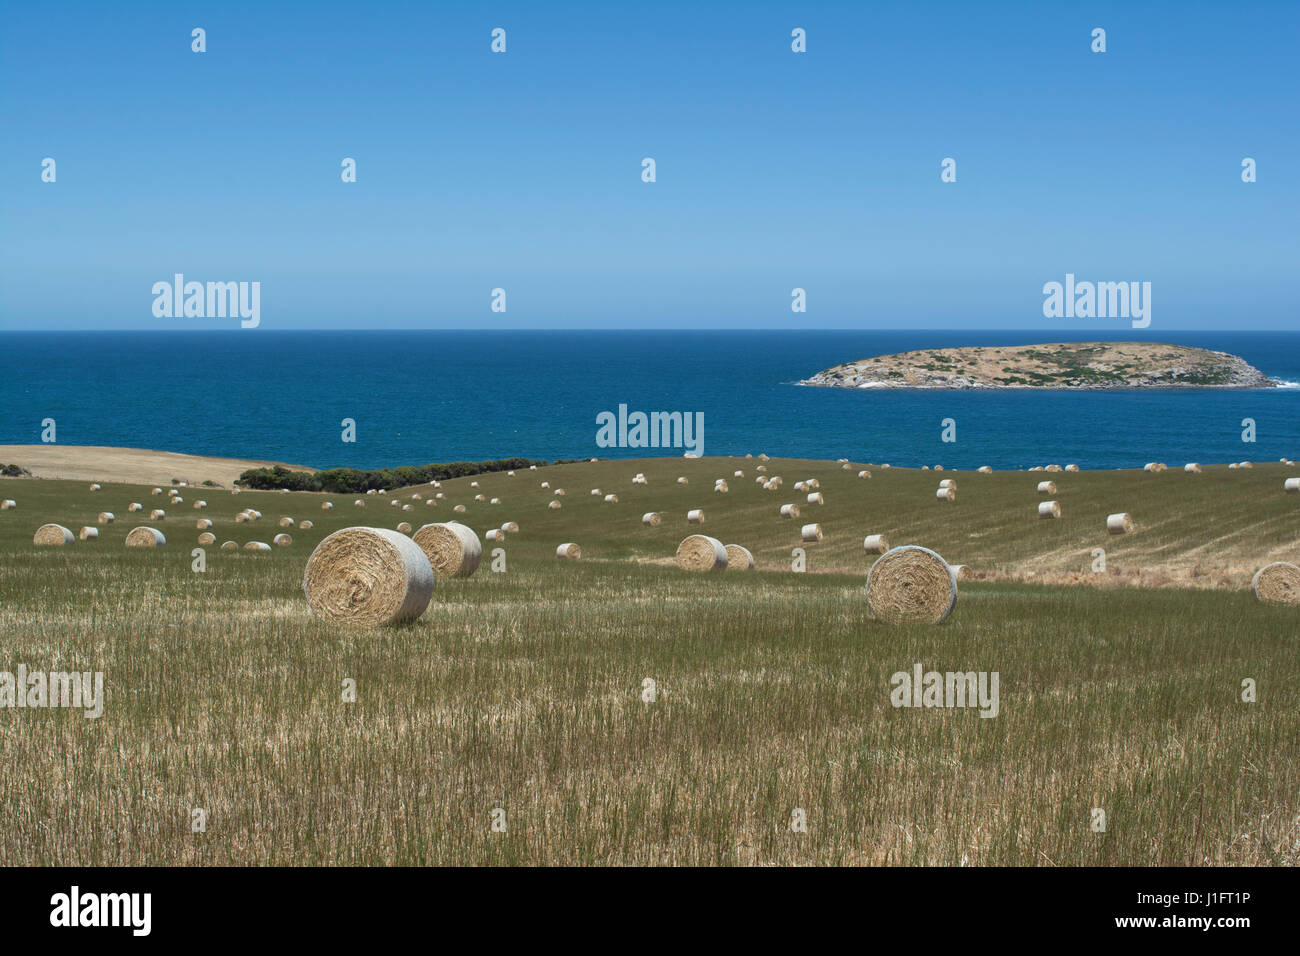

2,330,1298,471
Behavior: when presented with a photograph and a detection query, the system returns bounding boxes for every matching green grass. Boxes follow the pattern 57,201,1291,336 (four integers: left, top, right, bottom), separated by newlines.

0,456,1296,865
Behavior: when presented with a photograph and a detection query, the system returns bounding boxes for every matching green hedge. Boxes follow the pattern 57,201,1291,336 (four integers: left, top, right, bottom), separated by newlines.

237,458,578,493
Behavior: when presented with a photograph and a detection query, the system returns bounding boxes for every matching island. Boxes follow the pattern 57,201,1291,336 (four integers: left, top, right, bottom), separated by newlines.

800,342,1277,390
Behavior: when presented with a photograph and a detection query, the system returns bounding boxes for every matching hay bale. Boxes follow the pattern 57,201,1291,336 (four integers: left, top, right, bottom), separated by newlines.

194,500,207,509
687,509,705,523
125,527,165,548
935,486,955,502
470,481,479,488
151,488,162,495
734,470,744,478
89,483,101,491
713,481,728,493
1251,561,1300,605
1239,462,1252,469
934,465,944,472
724,544,754,570
502,521,519,533
78,526,99,541
473,494,485,502
396,522,412,534
800,523,823,542
950,563,969,580
858,470,872,479
780,503,800,518
1184,463,1202,474
171,497,183,505
677,476,689,484
299,520,314,530
553,489,565,496
220,540,237,550
556,542,581,560
246,509,262,520
1106,512,1133,534
354,499,365,507
149,509,166,520
676,534,727,571
403,504,414,511
1065,464,1079,472
1038,501,1061,519
279,517,295,527
34,523,74,546
977,466,992,474
413,521,482,577
604,494,618,503
453,504,466,513
128,502,142,512
548,500,562,510
938,479,955,489
489,498,500,505
322,502,334,510
273,533,293,547
641,512,661,526
1045,464,1062,473
806,479,820,489
0,499,14,510
243,541,271,552
97,511,115,524
196,518,212,530
541,481,550,489
1229,463,1239,470
1037,481,1057,494
485,528,504,541
1284,478,1300,494
865,545,957,625
235,512,249,523
807,492,824,505
393,499,404,506
863,534,889,554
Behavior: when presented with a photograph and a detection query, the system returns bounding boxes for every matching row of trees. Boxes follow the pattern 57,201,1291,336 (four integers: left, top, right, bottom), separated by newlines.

236,458,575,493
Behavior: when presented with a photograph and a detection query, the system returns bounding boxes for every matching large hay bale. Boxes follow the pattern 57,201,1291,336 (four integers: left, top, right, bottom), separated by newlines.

97,511,115,525
1106,512,1133,534
273,533,293,547
412,521,482,577
713,481,728,494
641,512,661,526
556,542,581,559
149,509,166,520
125,527,165,548
687,509,705,523
473,495,485,502
553,488,565,496
485,528,504,541
724,544,754,570
246,509,262,520
502,521,519,533
198,532,216,545
1038,501,1061,519
1037,481,1057,495
279,516,295,527
78,526,98,541
34,523,74,546
403,504,415,511
800,523,823,542
865,545,957,625
676,534,727,571
299,520,314,530
863,533,889,554
235,512,249,523
1045,464,1062,473
807,492,824,505
780,503,800,518
1284,478,1300,494
1251,561,1300,605
302,527,434,626
935,486,955,502
0,499,15,510
196,518,212,530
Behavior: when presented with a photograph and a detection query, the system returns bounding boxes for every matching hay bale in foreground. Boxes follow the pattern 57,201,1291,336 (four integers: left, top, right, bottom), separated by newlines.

863,534,889,554
687,509,705,523
412,521,482,577
1251,562,1300,605
98,512,115,524
1038,501,1061,519
1106,512,1133,534
198,532,216,545
866,545,957,625
1037,481,1057,495
34,523,74,546
641,512,661,526
125,527,165,548
273,533,293,547
301,527,435,627
79,526,99,541
800,523,823,542
723,543,754,570
220,540,237,550
676,534,727,571
556,542,581,560
780,503,799,518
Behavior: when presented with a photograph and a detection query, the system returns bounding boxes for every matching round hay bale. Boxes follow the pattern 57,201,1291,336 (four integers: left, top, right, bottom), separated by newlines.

935,486,955,502
299,520,314,530
412,521,482,577
548,500,562,510
396,522,412,534
403,504,415,511
354,499,365,507
676,534,727,571
541,481,550,489
220,540,238,550
198,532,216,545
196,518,212,530
1065,464,1080,472
485,528,504,541
243,541,271,553
273,533,293,547
1106,512,1133,534
780,503,800,518
246,509,262,520
125,527,165,548
1184,463,1202,474
97,511,115,525
556,542,581,560
1229,463,1239,469
502,521,519,533
554,489,565,496
641,512,661,526
865,545,957,625
151,488,162,495
171,497,183,505
724,544,754,570
800,523,823,543
590,488,602,496
453,504,466,513
489,498,500,505
1045,464,1062,473
89,483,101,491
1284,478,1300,494
1037,481,1057,495
128,502,142,512
977,466,992,474
1038,501,1061,519
149,509,166,520
279,517,294,527
858,470,872,479
687,509,705,523
470,481,479,488
950,564,969,580
734,470,744,478
322,502,334,510
604,494,618,503
34,523,74,546
863,533,889,554
194,500,207,509
807,492,824,505
938,479,955,489
235,512,249,523
677,476,689,485
1251,561,1300,605
78,526,99,541
713,481,728,494
473,495,485,502
0,499,15,510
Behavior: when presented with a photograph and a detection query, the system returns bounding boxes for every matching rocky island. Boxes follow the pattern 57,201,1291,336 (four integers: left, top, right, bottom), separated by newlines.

800,342,1277,390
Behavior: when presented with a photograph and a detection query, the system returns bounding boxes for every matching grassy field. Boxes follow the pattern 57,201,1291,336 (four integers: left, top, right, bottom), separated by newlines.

0,456,1296,865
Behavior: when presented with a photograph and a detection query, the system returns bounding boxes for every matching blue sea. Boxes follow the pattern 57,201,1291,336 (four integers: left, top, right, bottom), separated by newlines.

2,331,1298,471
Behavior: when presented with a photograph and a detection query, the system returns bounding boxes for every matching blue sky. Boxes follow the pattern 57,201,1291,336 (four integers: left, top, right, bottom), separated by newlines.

1,0,1295,330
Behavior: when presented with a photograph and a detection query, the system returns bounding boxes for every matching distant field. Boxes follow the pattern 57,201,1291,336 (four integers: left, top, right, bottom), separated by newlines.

0,455,1295,865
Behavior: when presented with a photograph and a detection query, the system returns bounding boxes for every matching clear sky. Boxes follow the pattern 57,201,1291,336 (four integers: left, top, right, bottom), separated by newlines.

1,0,1295,331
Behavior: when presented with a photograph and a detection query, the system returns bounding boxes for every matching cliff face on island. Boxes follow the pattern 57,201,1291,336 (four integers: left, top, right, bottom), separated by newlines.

800,342,1276,390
